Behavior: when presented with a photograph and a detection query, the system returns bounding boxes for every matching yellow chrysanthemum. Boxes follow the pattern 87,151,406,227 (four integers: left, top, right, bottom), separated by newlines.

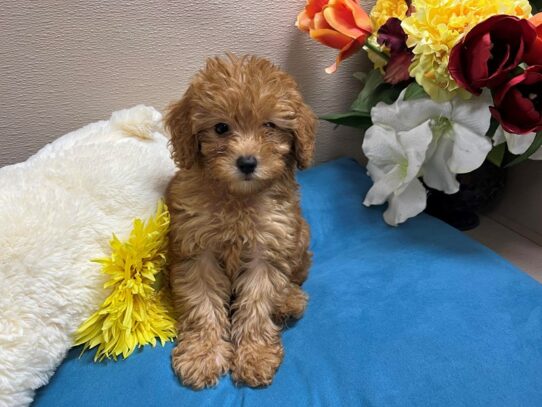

403,0,532,101
75,201,176,361
370,0,409,31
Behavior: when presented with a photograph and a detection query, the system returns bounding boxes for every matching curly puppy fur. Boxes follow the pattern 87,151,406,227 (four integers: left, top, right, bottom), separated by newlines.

165,55,316,389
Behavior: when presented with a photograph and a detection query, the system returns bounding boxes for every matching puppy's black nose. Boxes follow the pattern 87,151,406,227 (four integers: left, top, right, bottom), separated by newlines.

236,155,258,175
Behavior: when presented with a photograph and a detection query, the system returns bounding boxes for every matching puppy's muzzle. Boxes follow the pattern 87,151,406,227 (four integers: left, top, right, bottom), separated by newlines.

236,155,258,175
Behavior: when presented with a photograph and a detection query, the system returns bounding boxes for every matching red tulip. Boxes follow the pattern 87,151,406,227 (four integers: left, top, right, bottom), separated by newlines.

449,15,537,95
296,0,373,73
490,66,542,135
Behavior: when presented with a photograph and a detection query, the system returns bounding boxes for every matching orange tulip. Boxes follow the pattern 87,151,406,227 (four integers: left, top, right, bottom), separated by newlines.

296,0,373,73
525,13,542,65
530,12,542,28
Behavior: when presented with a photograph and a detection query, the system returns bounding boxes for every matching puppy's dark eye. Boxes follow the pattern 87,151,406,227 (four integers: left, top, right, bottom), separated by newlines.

263,122,277,129
214,123,230,135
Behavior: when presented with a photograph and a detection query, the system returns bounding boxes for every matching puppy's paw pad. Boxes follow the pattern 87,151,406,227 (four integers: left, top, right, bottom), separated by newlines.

172,338,232,389
232,341,283,387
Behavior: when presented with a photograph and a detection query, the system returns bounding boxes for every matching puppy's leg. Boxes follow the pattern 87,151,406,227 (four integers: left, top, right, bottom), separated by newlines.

276,220,311,322
290,221,311,286
291,250,311,285
170,251,232,389
274,283,308,324
230,257,289,387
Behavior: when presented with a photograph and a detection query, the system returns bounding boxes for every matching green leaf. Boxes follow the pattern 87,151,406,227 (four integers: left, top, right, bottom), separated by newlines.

319,111,372,129
372,86,404,107
485,117,499,139
353,72,367,82
350,70,384,113
505,131,542,167
350,70,402,114
403,82,428,101
486,143,506,167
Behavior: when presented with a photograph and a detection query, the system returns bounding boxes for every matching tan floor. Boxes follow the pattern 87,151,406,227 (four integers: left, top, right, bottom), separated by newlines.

466,216,542,283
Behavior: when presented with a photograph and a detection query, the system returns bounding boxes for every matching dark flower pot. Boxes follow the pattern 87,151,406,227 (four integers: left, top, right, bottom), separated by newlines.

424,161,507,231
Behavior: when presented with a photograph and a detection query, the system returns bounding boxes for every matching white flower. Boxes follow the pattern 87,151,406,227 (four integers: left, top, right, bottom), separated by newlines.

493,127,542,160
364,90,493,226
422,91,493,194
363,103,433,226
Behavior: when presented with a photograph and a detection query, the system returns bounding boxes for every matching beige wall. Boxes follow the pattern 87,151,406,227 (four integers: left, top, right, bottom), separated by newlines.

0,0,376,168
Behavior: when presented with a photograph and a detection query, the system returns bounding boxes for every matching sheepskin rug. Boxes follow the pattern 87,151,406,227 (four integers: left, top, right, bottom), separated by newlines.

0,105,176,406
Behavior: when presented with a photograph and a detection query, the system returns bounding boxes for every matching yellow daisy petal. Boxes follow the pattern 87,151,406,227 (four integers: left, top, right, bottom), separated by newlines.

74,200,176,361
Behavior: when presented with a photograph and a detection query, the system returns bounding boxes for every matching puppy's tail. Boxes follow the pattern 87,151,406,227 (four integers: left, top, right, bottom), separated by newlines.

109,105,166,140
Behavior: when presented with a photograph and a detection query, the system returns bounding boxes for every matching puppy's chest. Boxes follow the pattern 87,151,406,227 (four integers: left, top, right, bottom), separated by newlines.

174,193,297,277
215,204,264,240
209,202,293,278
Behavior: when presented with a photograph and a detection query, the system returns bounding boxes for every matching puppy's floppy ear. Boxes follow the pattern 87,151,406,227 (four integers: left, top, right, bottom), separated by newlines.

293,101,317,170
164,89,197,169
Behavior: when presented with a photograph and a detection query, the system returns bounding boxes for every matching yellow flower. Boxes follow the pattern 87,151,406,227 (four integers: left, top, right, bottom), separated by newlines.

74,201,176,361
403,0,532,101
366,35,388,73
370,0,408,31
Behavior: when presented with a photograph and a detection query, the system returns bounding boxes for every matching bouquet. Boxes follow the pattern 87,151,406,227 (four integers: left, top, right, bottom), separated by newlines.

296,0,542,226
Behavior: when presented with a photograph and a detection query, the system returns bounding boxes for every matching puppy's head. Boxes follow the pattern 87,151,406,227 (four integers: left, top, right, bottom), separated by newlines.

165,54,316,194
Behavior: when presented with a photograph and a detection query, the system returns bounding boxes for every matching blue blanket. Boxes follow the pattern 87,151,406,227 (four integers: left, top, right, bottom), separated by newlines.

35,158,542,406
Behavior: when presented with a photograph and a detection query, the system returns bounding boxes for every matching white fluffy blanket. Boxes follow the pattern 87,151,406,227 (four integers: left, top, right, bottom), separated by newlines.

0,106,176,406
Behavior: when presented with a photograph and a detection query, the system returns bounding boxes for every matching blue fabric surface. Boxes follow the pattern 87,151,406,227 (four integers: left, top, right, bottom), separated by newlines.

34,158,542,407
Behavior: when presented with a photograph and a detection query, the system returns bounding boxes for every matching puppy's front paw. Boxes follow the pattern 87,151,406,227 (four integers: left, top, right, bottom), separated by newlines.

231,340,284,387
172,335,232,389
275,284,308,323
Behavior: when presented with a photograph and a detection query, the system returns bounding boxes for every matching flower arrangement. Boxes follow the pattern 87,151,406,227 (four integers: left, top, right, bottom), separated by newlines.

296,0,542,226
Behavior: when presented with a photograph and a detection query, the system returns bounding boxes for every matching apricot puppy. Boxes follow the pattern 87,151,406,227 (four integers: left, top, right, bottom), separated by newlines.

165,55,315,389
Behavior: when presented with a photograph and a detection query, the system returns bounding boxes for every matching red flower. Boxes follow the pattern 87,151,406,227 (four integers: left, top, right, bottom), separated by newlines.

525,13,542,65
490,66,542,135
377,18,413,84
296,0,373,73
449,15,537,95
